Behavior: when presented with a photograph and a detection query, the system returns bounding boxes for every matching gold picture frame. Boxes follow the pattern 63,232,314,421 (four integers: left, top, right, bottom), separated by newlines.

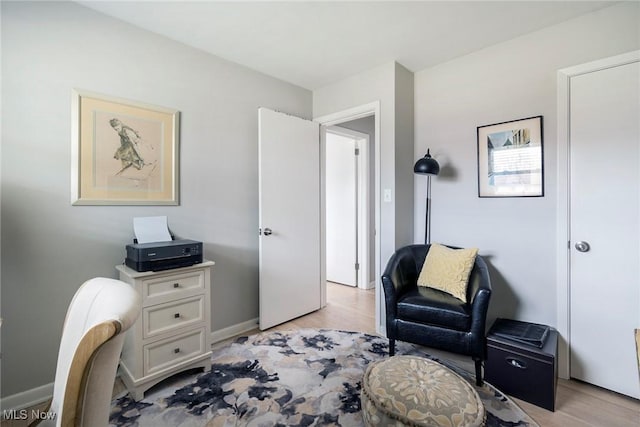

71,90,180,205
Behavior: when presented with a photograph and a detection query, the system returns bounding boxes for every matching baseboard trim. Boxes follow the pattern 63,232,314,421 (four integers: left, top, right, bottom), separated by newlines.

210,318,259,344
360,281,375,290
1,382,53,411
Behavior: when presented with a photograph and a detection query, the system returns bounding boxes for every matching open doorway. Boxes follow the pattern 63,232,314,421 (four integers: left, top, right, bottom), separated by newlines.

325,125,371,289
316,101,382,334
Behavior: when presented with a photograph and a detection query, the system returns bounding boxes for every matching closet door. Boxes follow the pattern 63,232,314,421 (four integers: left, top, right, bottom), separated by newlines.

569,60,640,398
325,130,358,287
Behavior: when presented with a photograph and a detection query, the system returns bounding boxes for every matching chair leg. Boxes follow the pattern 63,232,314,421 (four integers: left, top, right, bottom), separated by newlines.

389,339,395,356
474,358,483,386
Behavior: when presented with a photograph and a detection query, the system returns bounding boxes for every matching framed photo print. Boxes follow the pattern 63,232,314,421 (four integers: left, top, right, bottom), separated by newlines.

477,116,544,198
71,90,180,205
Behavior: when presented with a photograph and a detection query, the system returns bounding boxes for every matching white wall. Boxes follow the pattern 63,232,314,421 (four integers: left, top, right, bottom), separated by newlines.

414,2,640,328
1,1,311,398
394,65,415,248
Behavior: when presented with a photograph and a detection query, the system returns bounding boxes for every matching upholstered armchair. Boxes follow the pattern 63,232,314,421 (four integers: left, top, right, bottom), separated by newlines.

39,278,140,427
382,244,492,385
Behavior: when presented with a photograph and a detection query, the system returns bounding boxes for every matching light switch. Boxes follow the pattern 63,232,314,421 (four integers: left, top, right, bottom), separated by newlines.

383,189,392,203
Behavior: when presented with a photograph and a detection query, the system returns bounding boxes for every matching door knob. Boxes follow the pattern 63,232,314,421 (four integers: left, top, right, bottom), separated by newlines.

575,241,590,252
263,228,273,236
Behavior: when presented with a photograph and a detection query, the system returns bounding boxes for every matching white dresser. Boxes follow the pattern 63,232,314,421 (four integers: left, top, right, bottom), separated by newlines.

116,260,214,400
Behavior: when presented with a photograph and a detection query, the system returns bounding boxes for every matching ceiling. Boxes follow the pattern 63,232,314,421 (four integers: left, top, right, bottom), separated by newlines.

79,1,616,90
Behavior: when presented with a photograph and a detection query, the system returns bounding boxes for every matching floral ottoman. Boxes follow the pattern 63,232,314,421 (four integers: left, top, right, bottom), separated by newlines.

361,355,485,427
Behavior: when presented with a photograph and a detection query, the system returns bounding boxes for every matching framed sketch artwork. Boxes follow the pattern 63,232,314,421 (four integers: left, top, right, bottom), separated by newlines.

477,116,544,198
71,90,180,205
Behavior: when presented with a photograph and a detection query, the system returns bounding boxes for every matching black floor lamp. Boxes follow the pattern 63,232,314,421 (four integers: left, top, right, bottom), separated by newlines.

414,149,440,244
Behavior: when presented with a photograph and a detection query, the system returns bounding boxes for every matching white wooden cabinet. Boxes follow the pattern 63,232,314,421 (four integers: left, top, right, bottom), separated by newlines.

116,260,214,400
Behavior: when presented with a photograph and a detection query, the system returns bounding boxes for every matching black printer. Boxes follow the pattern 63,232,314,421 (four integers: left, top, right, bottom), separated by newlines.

125,239,203,272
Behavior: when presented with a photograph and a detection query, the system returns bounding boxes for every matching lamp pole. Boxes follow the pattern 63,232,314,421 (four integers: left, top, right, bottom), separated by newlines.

425,174,432,244
414,149,440,245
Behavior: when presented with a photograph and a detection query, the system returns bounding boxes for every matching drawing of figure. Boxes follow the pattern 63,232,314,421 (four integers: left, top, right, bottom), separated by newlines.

110,118,145,174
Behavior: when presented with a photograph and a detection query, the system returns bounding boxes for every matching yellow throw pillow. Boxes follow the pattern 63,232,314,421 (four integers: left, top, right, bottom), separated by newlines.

417,243,479,303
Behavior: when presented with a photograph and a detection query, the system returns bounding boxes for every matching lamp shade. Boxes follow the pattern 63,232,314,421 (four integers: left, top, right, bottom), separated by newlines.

414,149,440,175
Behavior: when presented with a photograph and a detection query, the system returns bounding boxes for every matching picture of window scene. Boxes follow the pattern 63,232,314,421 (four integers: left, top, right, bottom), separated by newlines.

487,127,542,188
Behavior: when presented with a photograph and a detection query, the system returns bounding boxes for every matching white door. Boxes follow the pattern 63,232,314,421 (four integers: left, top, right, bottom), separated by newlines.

258,108,321,330
325,131,358,286
569,60,640,398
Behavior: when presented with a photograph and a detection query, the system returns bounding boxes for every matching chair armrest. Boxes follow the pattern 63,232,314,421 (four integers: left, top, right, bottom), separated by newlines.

468,255,492,335
381,245,426,319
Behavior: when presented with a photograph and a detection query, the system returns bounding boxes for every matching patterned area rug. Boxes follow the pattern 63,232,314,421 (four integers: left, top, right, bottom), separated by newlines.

110,328,538,426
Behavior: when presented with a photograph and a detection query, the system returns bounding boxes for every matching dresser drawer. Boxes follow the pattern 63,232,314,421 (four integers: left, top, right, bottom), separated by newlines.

143,295,205,338
142,270,205,306
144,328,206,376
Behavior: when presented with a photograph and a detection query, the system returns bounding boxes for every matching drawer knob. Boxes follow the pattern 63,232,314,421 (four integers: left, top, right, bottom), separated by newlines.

174,313,181,319
174,348,180,354
173,283,180,288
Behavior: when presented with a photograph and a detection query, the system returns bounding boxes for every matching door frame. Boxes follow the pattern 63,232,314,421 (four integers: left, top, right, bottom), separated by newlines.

556,50,640,379
315,101,381,331
325,125,371,289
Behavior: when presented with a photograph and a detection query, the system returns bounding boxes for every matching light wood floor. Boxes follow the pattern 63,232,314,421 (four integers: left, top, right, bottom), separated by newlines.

269,281,378,336
4,282,639,426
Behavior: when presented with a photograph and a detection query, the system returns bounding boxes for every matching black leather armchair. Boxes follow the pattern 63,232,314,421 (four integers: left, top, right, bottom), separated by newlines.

382,244,492,385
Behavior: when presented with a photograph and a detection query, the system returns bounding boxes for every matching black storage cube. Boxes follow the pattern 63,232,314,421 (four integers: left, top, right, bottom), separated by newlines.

485,322,558,411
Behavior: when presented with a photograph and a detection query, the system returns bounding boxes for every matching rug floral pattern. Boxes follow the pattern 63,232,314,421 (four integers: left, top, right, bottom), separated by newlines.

110,329,537,426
